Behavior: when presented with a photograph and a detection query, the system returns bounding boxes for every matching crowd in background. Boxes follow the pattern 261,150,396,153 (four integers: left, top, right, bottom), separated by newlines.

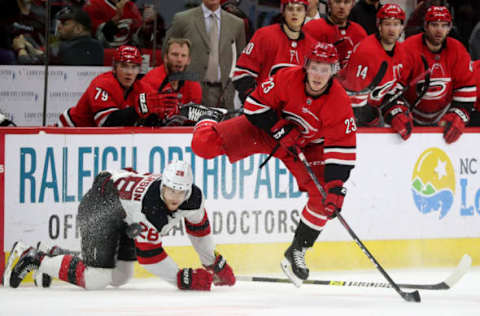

1,0,480,65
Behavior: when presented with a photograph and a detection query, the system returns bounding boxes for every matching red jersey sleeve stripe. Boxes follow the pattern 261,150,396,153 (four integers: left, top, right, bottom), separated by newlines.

185,211,211,237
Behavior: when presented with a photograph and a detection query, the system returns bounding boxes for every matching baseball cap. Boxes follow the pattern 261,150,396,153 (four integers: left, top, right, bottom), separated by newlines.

56,6,92,31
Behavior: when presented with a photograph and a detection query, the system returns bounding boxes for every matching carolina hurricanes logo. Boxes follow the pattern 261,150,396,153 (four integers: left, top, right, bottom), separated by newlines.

283,111,318,139
112,19,134,46
370,80,396,101
420,78,451,100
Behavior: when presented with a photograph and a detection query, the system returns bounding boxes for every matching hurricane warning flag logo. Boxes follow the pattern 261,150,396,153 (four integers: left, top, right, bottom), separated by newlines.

411,147,455,219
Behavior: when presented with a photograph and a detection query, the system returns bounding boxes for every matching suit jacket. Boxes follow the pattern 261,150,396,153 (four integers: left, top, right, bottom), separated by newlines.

163,6,246,89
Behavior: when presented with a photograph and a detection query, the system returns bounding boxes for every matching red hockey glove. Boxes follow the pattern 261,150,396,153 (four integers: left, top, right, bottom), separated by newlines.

323,180,347,219
136,92,181,119
385,105,413,140
177,268,213,291
270,119,303,156
438,108,469,144
204,252,236,286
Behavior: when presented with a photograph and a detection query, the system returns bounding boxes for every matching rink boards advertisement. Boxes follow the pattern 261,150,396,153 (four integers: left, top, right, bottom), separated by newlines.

1,128,480,274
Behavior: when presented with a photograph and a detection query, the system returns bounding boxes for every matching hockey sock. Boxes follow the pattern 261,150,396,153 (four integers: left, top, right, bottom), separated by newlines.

292,220,322,248
40,255,86,288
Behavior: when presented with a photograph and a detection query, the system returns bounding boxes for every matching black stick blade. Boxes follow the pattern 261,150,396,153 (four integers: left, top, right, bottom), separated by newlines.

402,290,421,303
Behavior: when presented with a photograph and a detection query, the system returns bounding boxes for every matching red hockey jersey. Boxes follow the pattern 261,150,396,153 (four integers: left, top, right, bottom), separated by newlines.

303,18,367,68
141,65,202,104
58,71,149,127
233,24,316,86
339,34,408,109
402,34,477,125
244,66,356,168
83,0,142,47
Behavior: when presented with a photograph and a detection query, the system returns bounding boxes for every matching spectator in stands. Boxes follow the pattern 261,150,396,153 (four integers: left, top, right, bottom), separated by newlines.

0,0,45,64
163,0,246,110
50,6,104,66
133,4,165,50
141,38,202,126
349,0,382,35
469,21,480,61
83,0,142,47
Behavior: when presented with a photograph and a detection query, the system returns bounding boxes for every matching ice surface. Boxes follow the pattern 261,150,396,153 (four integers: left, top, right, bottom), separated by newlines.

0,267,479,316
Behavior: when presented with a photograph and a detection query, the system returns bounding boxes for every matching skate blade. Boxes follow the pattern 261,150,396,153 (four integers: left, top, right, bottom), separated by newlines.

3,241,27,288
280,258,303,288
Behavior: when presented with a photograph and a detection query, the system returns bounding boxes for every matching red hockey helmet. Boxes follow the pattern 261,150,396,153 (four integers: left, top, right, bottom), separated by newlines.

281,0,308,11
113,45,142,65
424,6,452,23
376,3,406,25
307,42,339,65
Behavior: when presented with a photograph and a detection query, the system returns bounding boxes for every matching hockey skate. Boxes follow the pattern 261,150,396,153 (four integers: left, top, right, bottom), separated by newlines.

280,245,309,288
9,246,44,288
33,242,55,288
3,241,27,287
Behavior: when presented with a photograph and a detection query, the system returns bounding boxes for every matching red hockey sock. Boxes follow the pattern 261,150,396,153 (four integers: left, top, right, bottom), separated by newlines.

58,255,87,288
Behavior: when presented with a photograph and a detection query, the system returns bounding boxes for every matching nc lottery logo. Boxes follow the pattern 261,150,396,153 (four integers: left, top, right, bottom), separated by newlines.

411,147,455,219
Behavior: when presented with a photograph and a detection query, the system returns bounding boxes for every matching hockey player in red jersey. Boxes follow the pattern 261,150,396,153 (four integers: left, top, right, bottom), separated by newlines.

232,0,316,103
141,38,203,126
339,3,411,139
303,0,367,68
83,0,142,47
5,160,235,291
58,45,185,127
192,42,356,286
401,6,477,143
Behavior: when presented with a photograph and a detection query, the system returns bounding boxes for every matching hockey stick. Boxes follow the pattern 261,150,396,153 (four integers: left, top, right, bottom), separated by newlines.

296,151,421,302
381,55,431,111
410,55,431,108
343,61,388,95
237,254,471,290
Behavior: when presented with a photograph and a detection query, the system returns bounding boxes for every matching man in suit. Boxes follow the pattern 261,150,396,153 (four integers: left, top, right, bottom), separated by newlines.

163,0,246,110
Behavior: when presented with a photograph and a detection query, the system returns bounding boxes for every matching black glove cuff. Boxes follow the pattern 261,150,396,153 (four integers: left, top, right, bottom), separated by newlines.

328,186,347,197
271,124,294,141
178,268,193,289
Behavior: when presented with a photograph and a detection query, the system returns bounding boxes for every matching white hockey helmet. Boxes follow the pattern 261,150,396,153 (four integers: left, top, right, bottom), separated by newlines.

161,159,193,200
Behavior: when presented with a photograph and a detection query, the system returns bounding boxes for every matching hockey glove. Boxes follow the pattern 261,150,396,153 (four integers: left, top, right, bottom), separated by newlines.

177,268,213,291
270,119,303,156
136,92,180,120
204,252,236,286
384,104,413,141
438,108,469,144
178,102,227,123
323,180,347,219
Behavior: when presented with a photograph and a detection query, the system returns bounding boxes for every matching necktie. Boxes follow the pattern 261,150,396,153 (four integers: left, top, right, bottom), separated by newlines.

205,13,219,83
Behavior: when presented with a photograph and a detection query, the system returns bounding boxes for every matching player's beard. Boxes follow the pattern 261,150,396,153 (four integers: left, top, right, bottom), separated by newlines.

425,31,446,48
166,61,185,74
